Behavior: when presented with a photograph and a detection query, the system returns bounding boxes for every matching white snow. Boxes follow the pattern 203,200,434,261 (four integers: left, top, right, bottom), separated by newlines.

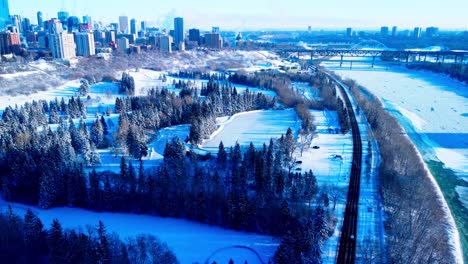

201,109,300,152
322,59,466,264
0,79,81,108
0,200,278,264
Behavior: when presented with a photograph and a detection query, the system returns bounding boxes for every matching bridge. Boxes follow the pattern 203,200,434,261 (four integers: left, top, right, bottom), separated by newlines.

278,48,468,66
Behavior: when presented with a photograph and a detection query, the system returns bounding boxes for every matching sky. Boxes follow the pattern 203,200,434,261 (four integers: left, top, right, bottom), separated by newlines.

8,0,468,31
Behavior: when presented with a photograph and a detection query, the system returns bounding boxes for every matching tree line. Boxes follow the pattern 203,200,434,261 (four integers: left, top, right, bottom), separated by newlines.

0,206,178,264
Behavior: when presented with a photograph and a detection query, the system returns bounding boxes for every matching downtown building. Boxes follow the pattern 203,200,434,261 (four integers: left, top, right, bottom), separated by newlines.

174,17,184,50
48,19,76,59
117,37,130,53
119,16,129,33
76,32,95,56
0,0,9,29
204,32,222,50
158,34,172,53
0,30,20,55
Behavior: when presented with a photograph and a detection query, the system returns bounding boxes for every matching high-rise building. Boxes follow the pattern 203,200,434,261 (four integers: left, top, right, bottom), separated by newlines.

119,16,129,33
93,30,105,43
117,37,129,53
391,26,397,37
188,28,200,44
76,32,95,56
12,15,21,32
346,27,353,37
67,16,81,33
58,11,69,24
0,30,20,55
413,27,421,39
130,18,137,35
204,32,222,50
83,15,92,25
22,17,31,32
426,26,439,38
37,11,43,29
140,21,146,32
110,23,119,31
158,35,172,53
174,17,184,48
212,26,219,33
0,0,10,29
380,26,389,37
48,19,76,59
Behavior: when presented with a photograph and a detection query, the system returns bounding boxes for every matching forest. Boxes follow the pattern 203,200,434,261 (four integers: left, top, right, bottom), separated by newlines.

0,206,177,264
0,69,354,263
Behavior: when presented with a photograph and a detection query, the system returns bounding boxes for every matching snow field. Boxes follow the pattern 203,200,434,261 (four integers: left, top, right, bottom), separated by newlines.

201,109,301,152
0,200,278,264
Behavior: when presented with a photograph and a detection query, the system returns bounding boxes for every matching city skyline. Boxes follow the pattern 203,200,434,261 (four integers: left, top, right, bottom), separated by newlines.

7,0,468,30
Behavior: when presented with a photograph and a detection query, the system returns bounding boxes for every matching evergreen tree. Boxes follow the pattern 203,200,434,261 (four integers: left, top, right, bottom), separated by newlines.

48,219,64,264
97,221,110,264
91,118,104,148
217,141,227,168
24,209,47,263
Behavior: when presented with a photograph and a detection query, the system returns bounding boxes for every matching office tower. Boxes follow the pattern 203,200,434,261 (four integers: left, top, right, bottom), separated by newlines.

212,26,219,33
141,21,146,32
346,27,353,37
67,16,80,33
11,15,22,32
117,37,129,53
110,23,119,31
76,32,95,56
93,30,105,43
0,30,20,55
413,27,421,39
204,32,222,50
426,27,439,38
58,11,69,24
188,28,200,44
0,0,9,28
48,19,76,59
83,15,92,25
37,11,43,29
130,18,137,35
158,35,172,53
105,31,116,44
380,26,389,37
174,17,184,48
22,17,31,32
119,16,129,33
392,26,397,37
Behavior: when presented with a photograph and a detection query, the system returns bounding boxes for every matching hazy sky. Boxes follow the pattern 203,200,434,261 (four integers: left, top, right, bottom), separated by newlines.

8,0,468,30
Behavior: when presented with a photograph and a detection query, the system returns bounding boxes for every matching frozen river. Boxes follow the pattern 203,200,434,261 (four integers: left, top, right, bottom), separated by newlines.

322,58,467,261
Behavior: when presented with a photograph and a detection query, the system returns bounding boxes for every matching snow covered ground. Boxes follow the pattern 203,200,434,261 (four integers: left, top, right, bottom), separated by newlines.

0,200,278,264
322,59,468,199
322,58,466,263
296,110,353,263
201,109,300,152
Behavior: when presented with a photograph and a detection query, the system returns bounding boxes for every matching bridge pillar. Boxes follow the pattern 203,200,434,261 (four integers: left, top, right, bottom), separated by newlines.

372,56,376,68
340,55,344,67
